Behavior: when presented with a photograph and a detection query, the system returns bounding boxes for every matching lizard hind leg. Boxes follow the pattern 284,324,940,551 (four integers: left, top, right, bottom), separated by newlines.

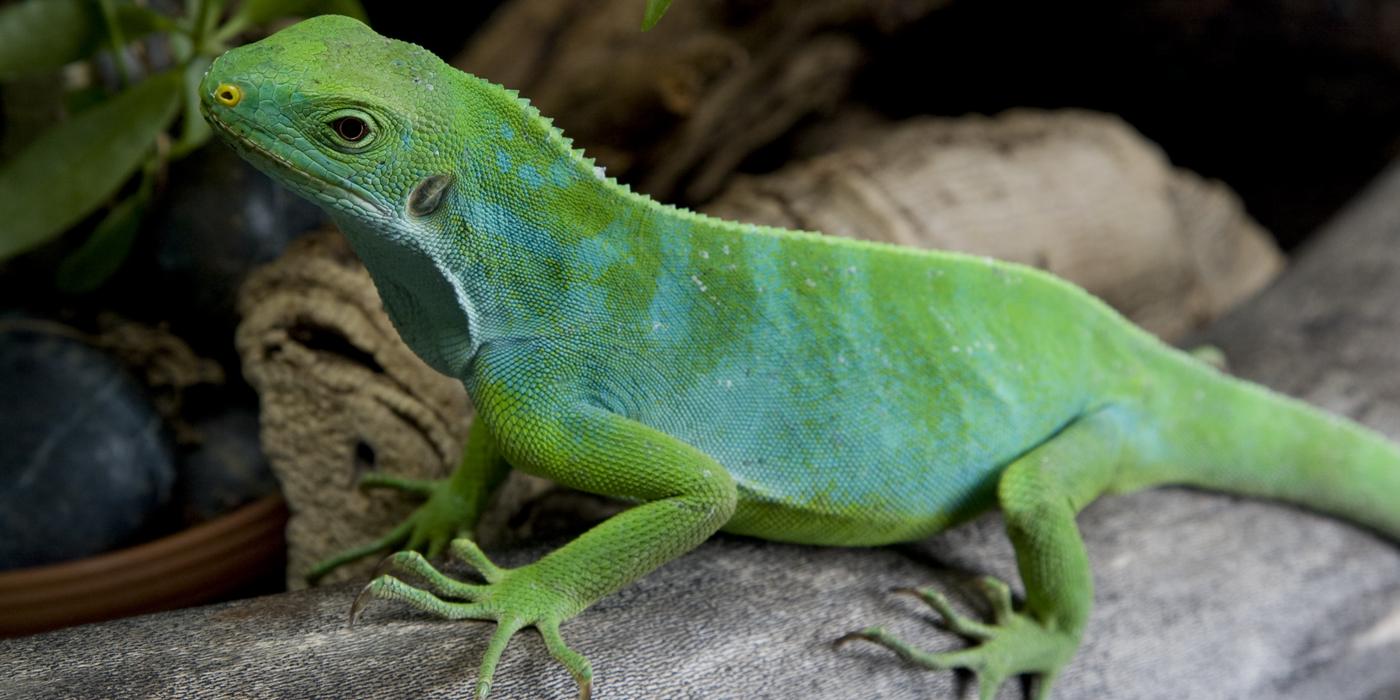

840,409,1132,699
838,581,1070,700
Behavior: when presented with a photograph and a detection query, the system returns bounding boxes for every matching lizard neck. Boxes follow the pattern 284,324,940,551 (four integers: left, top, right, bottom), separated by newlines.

442,76,725,361
332,71,743,379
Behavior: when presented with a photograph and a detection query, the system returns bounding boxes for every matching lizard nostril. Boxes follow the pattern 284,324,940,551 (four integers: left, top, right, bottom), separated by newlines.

215,83,242,107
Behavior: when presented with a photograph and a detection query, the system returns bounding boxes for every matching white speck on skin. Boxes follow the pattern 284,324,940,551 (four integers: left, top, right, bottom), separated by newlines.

804,278,816,288
652,321,663,331
700,250,709,259
1353,605,1400,650
594,165,607,179
846,266,857,275
837,354,846,364
951,346,960,353
691,275,707,292
723,245,731,255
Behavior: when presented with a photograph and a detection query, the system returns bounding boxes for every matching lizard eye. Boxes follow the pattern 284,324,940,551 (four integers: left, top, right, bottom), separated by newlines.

322,109,378,151
331,116,368,142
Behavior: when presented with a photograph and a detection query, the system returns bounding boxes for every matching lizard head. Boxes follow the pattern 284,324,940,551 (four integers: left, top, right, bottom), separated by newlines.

199,15,462,231
202,16,621,372
201,15,497,374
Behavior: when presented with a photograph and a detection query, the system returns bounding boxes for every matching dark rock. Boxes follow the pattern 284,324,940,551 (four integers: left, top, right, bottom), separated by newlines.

176,407,279,523
137,145,324,349
0,323,176,570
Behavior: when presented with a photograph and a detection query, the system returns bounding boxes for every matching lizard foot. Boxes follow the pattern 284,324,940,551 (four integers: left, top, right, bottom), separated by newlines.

351,539,592,700
306,472,475,584
838,576,1075,700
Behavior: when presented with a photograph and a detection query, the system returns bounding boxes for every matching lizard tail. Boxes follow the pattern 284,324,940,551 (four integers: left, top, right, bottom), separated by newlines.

1141,352,1400,541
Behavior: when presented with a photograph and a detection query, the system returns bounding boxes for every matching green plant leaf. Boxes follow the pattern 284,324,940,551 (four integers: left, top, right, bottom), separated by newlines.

0,70,181,261
114,3,179,37
230,0,367,27
642,0,672,30
0,1,171,81
55,184,150,292
0,0,101,80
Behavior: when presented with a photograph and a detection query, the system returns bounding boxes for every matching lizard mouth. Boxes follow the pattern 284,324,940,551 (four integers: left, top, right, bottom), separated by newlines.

202,106,389,219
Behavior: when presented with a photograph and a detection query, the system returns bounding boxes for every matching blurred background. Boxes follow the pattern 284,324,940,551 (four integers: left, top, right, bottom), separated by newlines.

2,0,1399,636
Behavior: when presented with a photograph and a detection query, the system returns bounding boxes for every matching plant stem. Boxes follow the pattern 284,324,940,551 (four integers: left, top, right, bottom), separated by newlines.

96,0,132,86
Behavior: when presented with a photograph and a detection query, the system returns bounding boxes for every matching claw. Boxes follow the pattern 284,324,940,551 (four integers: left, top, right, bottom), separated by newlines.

474,618,525,700
834,628,877,650
371,552,403,580
541,621,593,699
835,626,905,653
349,580,379,627
836,626,950,668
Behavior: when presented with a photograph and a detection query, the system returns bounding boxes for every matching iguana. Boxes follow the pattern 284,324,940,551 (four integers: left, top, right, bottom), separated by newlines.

200,15,1400,700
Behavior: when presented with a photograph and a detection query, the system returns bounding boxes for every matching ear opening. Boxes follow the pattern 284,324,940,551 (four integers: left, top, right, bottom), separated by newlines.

408,174,454,217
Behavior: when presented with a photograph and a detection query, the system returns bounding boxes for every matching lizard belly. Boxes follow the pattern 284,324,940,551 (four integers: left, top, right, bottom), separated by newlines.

625,346,1085,547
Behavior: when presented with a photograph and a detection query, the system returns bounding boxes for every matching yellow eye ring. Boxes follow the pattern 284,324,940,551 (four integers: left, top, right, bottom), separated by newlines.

214,83,242,107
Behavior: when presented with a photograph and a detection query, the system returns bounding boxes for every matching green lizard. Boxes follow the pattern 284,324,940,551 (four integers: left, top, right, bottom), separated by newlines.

200,16,1400,700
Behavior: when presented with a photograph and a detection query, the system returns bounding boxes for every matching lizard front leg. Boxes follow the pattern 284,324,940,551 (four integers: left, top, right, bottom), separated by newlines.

306,416,510,583
353,399,738,699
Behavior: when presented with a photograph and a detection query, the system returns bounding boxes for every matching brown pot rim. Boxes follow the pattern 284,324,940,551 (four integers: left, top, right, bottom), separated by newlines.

0,495,286,589
0,495,288,636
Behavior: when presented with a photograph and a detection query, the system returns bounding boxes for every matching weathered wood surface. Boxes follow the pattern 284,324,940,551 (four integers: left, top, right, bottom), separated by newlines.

7,170,1400,700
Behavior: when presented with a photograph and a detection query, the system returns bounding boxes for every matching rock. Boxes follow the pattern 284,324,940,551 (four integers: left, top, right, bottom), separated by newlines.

136,145,325,350
0,321,176,570
175,407,279,523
